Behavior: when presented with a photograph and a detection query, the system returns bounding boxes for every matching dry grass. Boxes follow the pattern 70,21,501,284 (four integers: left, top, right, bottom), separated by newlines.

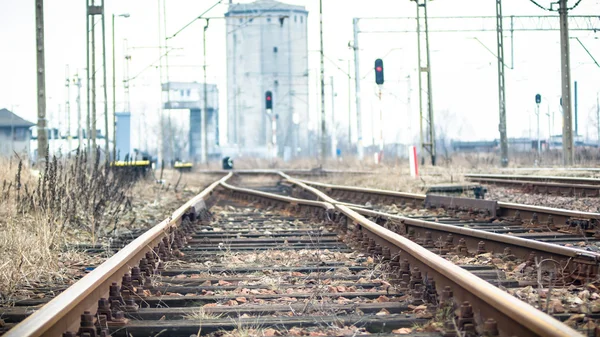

0,153,219,303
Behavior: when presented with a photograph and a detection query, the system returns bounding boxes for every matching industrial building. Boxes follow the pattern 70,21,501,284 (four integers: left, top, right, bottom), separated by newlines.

162,81,220,162
0,108,34,157
225,0,309,159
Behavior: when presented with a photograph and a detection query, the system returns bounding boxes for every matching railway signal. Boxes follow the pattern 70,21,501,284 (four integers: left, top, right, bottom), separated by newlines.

265,91,273,110
374,59,384,85
535,94,542,154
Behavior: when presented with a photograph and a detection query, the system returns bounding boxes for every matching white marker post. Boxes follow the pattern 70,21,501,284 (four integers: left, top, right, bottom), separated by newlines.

409,145,419,178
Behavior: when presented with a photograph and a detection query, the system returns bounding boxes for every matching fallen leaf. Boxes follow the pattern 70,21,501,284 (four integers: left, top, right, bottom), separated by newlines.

392,328,412,334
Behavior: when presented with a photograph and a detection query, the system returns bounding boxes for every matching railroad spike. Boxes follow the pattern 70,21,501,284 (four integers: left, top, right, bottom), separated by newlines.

96,298,112,322
77,311,97,337
483,318,499,336
477,241,486,255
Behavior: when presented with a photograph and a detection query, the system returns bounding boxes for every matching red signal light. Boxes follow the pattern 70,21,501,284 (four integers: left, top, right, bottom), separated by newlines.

267,96,271,100
376,66,382,72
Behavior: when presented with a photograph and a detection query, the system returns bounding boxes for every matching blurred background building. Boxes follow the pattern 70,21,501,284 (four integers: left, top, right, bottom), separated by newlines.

225,0,309,160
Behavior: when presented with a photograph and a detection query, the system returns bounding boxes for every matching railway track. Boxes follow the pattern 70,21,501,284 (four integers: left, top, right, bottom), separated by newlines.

464,174,600,197
292,177,600,246
1,172,595,337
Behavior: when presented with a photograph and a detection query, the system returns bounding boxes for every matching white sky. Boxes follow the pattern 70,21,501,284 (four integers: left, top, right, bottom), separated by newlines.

1,0,599,151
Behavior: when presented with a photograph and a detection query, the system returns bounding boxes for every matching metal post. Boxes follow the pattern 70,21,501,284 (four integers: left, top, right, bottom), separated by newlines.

163,0,173,165
91,3,97,152
559,0,574,165
202,19,209,165
157,0,164,168
347,59,352,149
319,0,327,163
378,87,383,163
75,73,83,150
574,80,578,136
65,65,72,153
35,0,48,163
86,2,91,154
330,76,336,158
101,0,109,159
123,39,130,112
423,0,435,166
596,92,600,147
415,0,436,165
352,18,363,160
546,104,551,151
112,14,116,159
536,103,541,153
496,0,509,167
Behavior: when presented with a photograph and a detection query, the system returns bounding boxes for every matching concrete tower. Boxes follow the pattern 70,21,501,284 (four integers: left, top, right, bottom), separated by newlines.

226,0,309,159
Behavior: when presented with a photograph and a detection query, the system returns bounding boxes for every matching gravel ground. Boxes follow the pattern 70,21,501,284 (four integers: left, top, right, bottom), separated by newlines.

485,186,600,213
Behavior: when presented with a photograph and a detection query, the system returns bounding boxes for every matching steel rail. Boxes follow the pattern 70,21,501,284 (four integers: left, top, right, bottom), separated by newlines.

219,180,335,213
280,173,583,337
292,178,600,222
5,173,233,337
465,173,600,185
196,169,370,175
349,206,600,262
6,173,341,337
284,173,600,264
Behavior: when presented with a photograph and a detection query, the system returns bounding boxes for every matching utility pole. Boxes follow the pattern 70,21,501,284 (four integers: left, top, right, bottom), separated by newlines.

352,20,363,160
101,0,109,159
65,65,72,153
36,0,48,164
559,0,574,165
111,14,131,160
319,0,327,164
124,39,131,113
91,12,97,153
163,0,174,165
330,76,336,158
157,0,164,168
202,19,209,165
413,0,436,166
75,73,83,150
596,92,600,149
495,0,509,167
347,59,352,149
546,103,551,151
112,14,116,160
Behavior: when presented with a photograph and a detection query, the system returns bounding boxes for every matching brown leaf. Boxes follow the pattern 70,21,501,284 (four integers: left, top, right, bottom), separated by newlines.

376,295,390,302
263,328,279,337
392,328,412,334
376,308,390,316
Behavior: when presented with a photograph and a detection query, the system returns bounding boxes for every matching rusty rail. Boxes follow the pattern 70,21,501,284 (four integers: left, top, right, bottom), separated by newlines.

465,174,600,197
5,172,341,337
280,173,583,337
4,173,233,337
293,177,600,225
465,173,600,185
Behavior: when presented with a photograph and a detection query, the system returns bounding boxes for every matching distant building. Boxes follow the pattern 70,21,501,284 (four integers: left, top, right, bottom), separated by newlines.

162,81,220,162
0,108,34,157
225,0,309,158
30,128,110,161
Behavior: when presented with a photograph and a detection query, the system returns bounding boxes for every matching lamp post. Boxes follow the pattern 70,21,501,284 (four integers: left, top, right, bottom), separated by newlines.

112,13,130,161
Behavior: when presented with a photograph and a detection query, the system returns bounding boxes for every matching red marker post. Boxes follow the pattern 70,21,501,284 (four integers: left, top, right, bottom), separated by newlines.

409,146,418,178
